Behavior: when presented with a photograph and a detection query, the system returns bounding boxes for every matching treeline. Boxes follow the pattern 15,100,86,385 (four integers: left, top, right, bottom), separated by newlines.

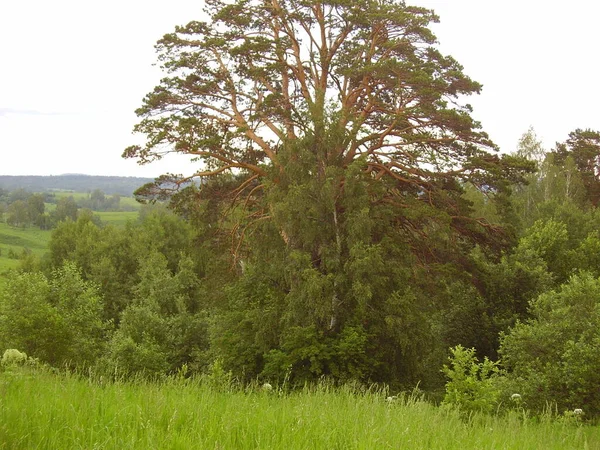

0,175,152,196
2,128,600,416
74,189,126,212
0,188,132,230
0,189,49,228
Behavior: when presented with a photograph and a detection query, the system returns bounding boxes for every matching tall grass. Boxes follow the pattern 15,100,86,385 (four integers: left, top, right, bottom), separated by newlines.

0,367,596,449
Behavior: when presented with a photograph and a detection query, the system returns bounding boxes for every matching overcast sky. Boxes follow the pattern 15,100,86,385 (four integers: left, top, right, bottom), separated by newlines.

1,0,598,177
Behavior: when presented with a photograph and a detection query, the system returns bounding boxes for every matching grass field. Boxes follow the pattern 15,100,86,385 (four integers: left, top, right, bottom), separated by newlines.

0,367,597,450
97,211,139,226
119,196,142,210
0,222,52,269
0,222,52,290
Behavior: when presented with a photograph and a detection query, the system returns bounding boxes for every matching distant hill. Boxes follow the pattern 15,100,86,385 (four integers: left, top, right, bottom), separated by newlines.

0,175,153,196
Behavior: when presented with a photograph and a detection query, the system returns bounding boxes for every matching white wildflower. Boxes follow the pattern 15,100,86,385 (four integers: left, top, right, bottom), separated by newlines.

261,382,273,391
510,393,521,401
574,408,583,415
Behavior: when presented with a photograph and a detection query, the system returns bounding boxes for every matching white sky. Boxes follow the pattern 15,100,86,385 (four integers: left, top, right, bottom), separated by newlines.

1,0,598,177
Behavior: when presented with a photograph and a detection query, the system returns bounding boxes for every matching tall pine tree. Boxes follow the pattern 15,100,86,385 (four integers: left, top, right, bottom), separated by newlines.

125,0,530,385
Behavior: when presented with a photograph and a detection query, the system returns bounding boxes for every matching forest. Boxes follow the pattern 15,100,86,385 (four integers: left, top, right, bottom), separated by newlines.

2,0,600,424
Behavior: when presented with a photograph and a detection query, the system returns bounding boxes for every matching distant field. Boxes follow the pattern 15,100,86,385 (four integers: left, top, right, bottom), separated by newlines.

0,209,140,290
119,196,141,210
97,211,139,226
0,223,52,259
51,191,88,200
0,223,53,289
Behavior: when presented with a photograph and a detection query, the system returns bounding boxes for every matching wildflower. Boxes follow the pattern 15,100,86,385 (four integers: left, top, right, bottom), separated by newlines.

574,408,583,415
386,395,398,403
510,393,521,401
261,382,273,391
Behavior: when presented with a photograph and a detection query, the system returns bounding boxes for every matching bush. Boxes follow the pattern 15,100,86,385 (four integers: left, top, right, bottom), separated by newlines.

0,272,69,365
1,349,28,366
442,345,503,414
500,272,600,417
0,264,108,368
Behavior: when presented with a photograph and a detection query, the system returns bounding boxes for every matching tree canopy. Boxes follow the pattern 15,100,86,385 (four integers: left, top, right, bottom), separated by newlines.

125,0,529,255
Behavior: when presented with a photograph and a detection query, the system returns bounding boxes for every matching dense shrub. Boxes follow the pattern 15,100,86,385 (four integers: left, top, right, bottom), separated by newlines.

1,349,28,366
500,272,600,417
0,264,108,368
442,345,503,414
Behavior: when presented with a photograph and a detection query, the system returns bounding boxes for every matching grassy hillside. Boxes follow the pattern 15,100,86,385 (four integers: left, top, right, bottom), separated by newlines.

0,223,52,289
0,367,596,450
0,223,52,267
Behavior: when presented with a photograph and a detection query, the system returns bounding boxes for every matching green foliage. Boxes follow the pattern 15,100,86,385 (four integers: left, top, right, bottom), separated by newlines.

261,324,373,385
469,204,600,347
44,206,206,323
442,345,503,414
517,219,570,281
500,272,600,417
107,310,170,377
0,271,67,365
511,129,590,231
47,213,103,274
552,129,600,206
0,264,108,368
426,279,495,378
104,251,208,377
121,0,534,389
204,358,234,391
6,200,29,228
49,262,109,365
5,16,600,403
52,196,78,223
209,265,286,381
76,189,123,211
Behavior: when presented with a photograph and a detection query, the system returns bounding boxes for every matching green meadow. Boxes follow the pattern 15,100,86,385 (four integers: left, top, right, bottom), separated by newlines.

0,367,597,450
0,222,52,288
0,222,51,258
118,196,141,210
96,210,139,226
